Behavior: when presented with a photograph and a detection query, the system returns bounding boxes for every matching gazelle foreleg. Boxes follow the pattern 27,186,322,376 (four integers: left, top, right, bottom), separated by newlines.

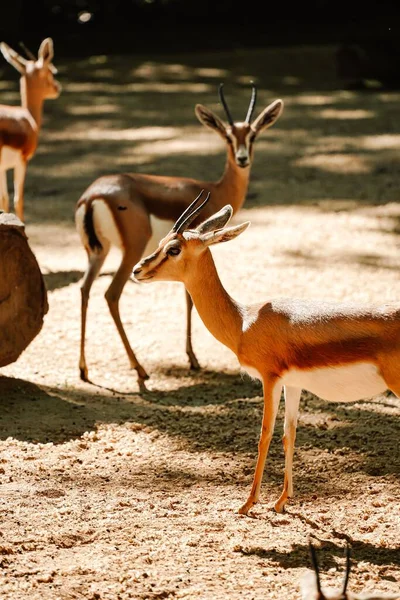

239,377,282,515
185,289,200,370
105,252,149,390
0,164,10,214
80,247,110,382
13,157,27,222
275,385,301,513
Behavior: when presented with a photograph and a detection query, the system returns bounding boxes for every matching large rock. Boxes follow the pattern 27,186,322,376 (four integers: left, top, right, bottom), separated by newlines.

0,213,48,367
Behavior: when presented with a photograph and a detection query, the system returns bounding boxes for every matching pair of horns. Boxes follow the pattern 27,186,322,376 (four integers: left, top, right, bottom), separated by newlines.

19,41,37,61
172,190,210,234
309,543,351,597
219,82,257,126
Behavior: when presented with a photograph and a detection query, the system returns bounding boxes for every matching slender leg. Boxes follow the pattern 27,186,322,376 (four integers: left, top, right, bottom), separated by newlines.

274,385,301,513
13,158,27,222
105,254,149,390
239,378,282,515
0,167,9,213
185,289,200,370
80,249,109,381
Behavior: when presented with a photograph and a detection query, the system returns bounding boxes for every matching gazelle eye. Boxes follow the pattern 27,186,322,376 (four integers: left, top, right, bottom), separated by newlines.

167,246,181,257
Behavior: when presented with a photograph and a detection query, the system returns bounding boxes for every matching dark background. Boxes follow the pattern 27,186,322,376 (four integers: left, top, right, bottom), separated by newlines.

1,0,400,58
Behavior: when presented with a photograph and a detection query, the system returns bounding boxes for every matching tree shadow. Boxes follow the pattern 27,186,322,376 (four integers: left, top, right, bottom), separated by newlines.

43,270,84,292
234,539,400,570
0,374,398,487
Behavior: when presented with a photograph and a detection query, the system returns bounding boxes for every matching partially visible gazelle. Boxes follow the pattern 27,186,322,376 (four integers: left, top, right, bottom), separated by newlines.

133,192,400,514
75,84,283,388
302,544,400,599
0,38,61,221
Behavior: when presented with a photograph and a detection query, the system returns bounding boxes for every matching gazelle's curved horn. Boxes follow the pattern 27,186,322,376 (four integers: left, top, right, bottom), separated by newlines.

173,190,211,234
342,544,351,596
19,41,36,61
309,544,323,597
245,83,257,124
218,83,234,126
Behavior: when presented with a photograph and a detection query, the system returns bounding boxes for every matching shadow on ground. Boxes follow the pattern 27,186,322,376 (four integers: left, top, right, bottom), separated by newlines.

0,371,398,486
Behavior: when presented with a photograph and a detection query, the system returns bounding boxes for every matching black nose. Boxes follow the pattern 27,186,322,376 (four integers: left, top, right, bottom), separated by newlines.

238,157,247,165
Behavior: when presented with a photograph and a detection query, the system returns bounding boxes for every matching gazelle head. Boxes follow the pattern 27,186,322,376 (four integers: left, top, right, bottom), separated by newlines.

195,83,283,169
0,38,61,100
132,190,249,284
302,544,399,600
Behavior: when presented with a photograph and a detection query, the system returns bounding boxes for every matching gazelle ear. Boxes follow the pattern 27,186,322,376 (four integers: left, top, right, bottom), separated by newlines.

38,38,54,64
200,221,250,247
0,42,27,74
251,99,283,135
196,205,233,235
195,104,227,137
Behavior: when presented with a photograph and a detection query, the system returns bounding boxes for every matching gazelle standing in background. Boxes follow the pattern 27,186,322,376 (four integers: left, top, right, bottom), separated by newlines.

0,38,61,221
75,84,283,388
301,544,400,599
133,192,400,515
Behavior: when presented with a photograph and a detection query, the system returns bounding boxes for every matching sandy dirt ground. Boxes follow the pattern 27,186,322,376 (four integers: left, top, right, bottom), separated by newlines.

0,45,399,599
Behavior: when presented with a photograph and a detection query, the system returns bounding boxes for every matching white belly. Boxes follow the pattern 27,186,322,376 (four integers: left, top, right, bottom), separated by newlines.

282,362,387,402
144,215,174,256
0,147,21,171
240,361,387,402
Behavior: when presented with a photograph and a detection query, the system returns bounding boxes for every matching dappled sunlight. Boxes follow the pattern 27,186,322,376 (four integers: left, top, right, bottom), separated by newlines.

131,61,229,81
378,92,400,103
45,125,180,142
293,153,371,174
316,108,375,120
65,103,121,115
360,134,400,150
290,94,335,106
130,131,223,157
282,75,302,86
64,81,212,94
311,134,400,153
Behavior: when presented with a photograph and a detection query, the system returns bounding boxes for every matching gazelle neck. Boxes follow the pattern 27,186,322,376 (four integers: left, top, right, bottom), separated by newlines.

183,248,244,353
215,155,250,214
20,77,43,131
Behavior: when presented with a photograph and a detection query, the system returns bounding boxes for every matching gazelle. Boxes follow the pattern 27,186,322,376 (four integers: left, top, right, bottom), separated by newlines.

75,84,283,388
0,38,60,221
133,192,400,515
301,544,400,599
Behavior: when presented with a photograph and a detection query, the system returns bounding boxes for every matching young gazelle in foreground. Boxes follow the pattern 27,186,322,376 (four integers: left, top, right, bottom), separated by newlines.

0,38,60,221
75,84,283,388
133,192,400,514
301,544,399,599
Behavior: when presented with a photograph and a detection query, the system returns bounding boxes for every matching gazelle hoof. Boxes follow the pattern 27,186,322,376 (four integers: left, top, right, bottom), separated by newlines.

188,355,200,370
80,366,89,382
238,499,254,515
135,366,149,381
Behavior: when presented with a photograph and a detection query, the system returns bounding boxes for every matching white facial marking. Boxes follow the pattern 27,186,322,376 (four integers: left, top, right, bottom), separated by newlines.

144,215,175,255
282,362,386,403
236,144,248,160
92,199,123,249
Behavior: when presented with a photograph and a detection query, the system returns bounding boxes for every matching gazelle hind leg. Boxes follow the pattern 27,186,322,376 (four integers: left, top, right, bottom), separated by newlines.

275,385,301,513
185,289,200,370
239,379,282,515
105,253,149,390
80,247,109,381
13,158,27,222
